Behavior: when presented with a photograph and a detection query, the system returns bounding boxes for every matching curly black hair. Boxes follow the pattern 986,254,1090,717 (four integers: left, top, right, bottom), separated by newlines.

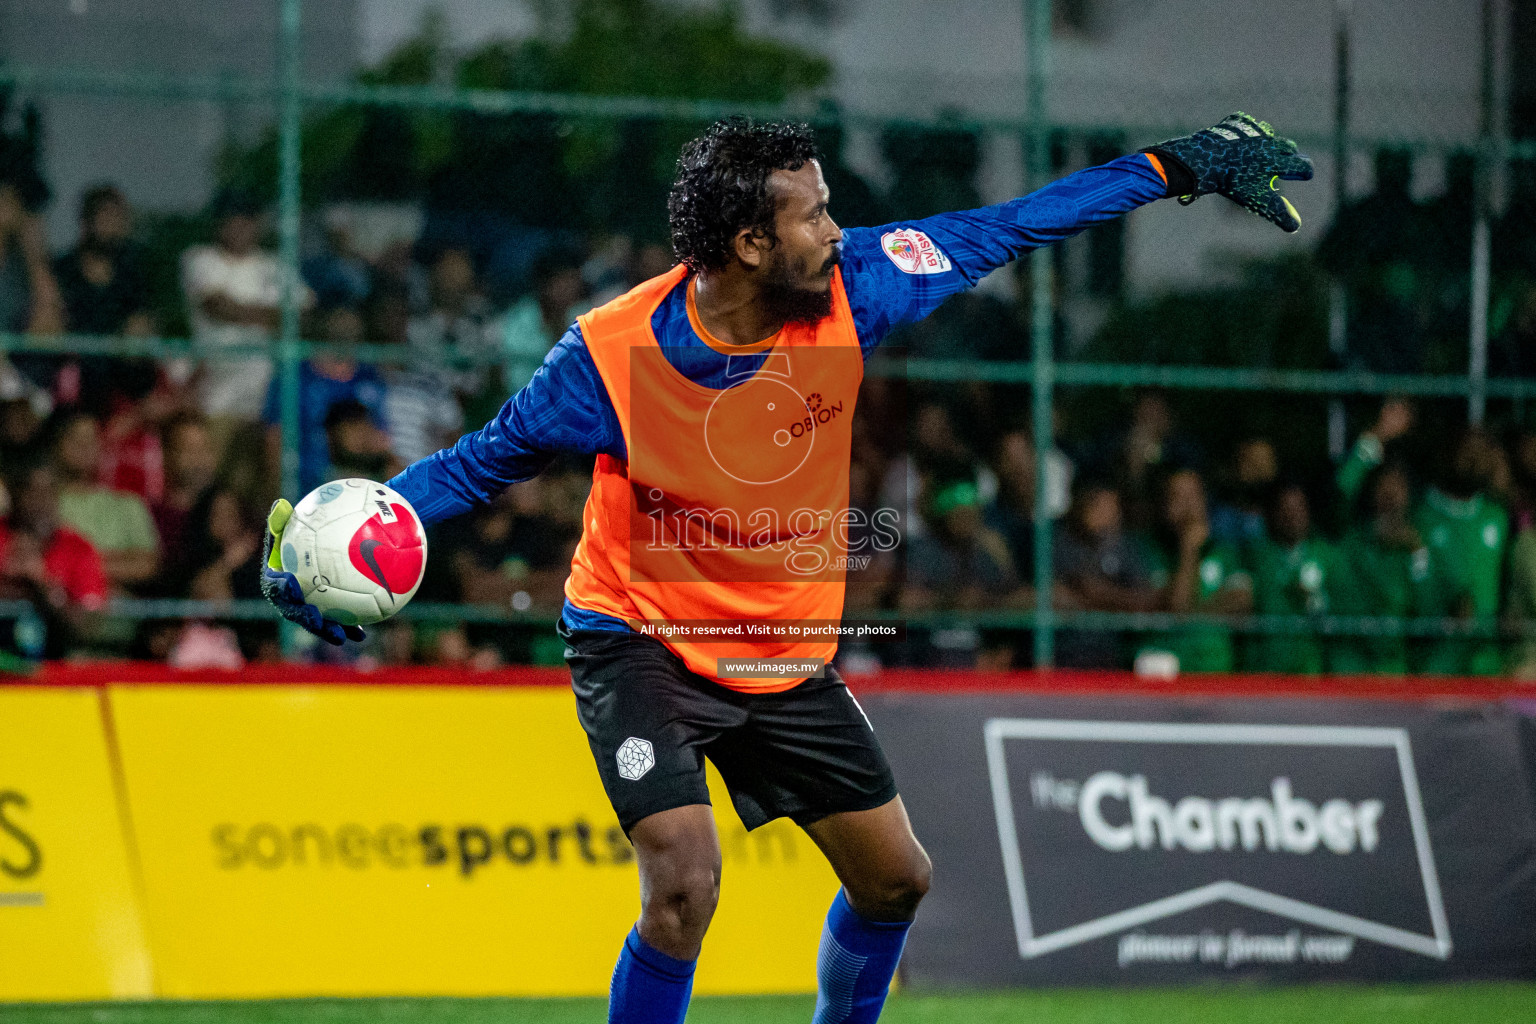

667,118,820,274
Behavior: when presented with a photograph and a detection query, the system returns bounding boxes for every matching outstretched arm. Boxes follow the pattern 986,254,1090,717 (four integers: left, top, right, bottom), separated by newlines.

841,152,1169,351
843,112,1312,351
389,325,624,525
262,325,624,644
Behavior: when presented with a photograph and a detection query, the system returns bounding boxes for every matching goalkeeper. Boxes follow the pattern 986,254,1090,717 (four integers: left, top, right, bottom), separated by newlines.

262,113,1310,1024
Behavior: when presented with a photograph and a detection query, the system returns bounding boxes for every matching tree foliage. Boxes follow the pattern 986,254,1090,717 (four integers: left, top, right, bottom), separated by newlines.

222,0,830,236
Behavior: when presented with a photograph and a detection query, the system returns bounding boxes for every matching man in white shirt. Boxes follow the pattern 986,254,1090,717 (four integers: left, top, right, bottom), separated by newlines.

405,247,497,410
181,192,312,422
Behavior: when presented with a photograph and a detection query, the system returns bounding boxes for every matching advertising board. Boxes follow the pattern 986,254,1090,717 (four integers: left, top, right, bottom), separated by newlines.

0,689,153,1000
866,693,1536,986
109,684,839,998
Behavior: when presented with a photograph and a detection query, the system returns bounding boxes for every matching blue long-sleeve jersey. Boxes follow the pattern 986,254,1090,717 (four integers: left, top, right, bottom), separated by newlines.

389,153,1168,630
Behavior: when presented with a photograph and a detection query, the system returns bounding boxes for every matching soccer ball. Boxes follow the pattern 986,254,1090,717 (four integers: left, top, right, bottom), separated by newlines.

278,479,428,626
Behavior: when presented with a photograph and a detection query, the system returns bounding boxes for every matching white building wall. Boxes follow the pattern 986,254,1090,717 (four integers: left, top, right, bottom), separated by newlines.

739,0,1484,298
7,0,1483,292
1,0,359,243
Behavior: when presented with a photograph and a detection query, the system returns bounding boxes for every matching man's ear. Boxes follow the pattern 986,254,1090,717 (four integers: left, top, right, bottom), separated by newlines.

733,227,770,270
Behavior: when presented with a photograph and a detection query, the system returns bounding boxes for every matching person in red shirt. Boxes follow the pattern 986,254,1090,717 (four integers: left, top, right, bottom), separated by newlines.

0,460,109,657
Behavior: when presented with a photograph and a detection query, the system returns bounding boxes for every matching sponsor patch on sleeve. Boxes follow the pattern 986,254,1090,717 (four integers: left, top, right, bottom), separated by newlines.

881,228,953,275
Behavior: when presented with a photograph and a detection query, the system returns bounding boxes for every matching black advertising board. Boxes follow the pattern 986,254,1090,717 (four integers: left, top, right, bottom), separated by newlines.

864,692,1536,985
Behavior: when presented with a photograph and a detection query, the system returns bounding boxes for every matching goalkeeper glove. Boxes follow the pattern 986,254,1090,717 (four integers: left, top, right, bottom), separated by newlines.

260,498,367,646
1144,112,1314,233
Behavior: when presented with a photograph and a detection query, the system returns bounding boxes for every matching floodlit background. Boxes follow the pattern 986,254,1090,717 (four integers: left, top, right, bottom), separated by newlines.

0,0,1530,672
1,3,1534,1020
0,0,1531,673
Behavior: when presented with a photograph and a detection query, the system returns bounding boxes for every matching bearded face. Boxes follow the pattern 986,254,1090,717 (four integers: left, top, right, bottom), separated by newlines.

759,241,841,326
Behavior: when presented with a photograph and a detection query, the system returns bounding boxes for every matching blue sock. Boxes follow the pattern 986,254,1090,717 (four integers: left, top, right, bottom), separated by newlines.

608,926,696,1024
812,890,914,1024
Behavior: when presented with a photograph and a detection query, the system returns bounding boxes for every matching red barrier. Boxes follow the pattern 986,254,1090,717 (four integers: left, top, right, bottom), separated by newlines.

7,661,569,687
7,660,1533,701
848,668,1536,701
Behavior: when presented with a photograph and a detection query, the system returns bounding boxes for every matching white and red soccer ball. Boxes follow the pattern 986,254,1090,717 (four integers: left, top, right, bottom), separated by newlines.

279,479,427,626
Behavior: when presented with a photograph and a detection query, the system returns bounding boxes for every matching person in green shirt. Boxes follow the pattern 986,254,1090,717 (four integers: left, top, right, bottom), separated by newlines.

477,249,591,426
1138,468,1251,672
51,411,159,590
1245,482,1334,674
1330,463,1427,675
1411,429,1509,676
1505,523,1536,678
1336,399,1414,507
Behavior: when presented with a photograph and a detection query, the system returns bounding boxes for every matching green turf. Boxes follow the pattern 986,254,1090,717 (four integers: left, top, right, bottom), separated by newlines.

4,986,1534,1024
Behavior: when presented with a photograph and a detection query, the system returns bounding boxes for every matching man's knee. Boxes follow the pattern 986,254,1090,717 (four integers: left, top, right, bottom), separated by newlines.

644,859,720,921
848,845,932,922
638,854,720,956
632,807,722,957
888,845,933,914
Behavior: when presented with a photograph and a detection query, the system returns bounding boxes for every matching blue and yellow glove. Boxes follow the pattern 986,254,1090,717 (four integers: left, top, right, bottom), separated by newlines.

259,498,367,646
1144,112,1314,233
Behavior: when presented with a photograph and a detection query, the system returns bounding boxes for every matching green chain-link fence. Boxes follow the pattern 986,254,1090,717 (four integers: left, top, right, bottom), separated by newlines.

0,0,1532,671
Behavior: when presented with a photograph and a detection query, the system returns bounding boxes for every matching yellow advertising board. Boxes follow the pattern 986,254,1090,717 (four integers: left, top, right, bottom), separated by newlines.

0,688,153,1001
109,684,840,998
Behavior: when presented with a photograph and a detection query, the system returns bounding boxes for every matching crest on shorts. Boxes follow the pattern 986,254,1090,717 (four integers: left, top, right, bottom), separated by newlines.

617,737,656,781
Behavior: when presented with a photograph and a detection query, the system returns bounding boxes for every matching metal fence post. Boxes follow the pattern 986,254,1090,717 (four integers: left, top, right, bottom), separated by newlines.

1026,0,1055,669
1468,0,1498,426
276,0,304,655
1327,0,1352,458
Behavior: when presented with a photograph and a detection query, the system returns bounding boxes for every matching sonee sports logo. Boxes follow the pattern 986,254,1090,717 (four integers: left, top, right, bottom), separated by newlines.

1,790,43,908
616,738,656,781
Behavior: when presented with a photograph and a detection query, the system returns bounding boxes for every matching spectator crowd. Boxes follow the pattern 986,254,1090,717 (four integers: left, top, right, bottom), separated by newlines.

4,142,1536,679
877,389,1536,680
0,168,607,668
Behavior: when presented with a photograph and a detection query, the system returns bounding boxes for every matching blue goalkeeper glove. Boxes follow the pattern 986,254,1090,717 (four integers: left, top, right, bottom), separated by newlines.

1144,111,1314,233
260,498,366,646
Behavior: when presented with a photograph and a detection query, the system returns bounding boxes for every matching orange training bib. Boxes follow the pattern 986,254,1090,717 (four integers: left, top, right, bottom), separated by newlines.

565,265,864,692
